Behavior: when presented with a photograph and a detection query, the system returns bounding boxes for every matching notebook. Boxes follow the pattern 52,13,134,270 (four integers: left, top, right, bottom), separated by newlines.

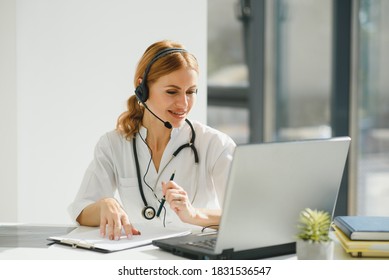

333,216,389,241
152,136,351,259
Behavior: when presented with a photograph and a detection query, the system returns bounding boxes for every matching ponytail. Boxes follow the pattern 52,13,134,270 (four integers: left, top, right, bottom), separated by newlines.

116,95,144,140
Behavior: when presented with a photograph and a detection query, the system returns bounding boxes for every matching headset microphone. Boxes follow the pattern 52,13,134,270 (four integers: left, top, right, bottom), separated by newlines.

141,101,172,129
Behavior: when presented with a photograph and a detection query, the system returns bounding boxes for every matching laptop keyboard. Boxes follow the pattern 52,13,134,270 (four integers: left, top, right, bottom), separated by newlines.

186,238,217,250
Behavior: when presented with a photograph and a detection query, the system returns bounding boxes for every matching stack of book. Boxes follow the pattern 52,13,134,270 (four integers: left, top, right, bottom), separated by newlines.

332,216,389,258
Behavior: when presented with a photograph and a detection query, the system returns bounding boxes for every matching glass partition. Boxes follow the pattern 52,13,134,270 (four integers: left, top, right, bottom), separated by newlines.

207,0,249,144
356,0,389,215
274,0,333,141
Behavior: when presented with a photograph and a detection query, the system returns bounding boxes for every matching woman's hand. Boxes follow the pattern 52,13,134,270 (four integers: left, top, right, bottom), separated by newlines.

161,181,222,228
98,198,140,240
162,181,197,224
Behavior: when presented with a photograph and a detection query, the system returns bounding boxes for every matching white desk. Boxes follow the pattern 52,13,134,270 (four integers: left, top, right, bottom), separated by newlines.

0,225,383,260
0,243,184,260
2,243,351,260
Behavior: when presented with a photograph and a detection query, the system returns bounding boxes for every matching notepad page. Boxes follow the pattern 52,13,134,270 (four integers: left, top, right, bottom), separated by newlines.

49,223,191,252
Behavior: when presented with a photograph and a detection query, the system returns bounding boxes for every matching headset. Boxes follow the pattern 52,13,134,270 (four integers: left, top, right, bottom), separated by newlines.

132,47,199,220
135,47,187,103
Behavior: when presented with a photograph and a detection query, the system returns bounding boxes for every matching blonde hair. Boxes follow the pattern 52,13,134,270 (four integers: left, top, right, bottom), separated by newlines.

116,40,199,140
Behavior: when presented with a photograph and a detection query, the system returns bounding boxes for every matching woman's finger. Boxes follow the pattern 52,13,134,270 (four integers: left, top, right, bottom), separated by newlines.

99,217,107,238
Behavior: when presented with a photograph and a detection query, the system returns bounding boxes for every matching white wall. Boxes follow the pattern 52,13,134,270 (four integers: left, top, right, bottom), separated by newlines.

0,0,17,222
0,0,207,224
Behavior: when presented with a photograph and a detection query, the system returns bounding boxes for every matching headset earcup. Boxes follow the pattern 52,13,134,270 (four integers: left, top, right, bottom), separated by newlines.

135,48,187,104
135,83,148,103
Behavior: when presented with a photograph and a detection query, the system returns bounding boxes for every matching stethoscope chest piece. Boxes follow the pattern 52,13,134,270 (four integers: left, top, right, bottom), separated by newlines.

142,206,156,220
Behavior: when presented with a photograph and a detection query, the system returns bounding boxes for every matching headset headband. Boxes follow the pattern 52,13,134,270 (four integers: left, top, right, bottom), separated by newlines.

135,47,187,103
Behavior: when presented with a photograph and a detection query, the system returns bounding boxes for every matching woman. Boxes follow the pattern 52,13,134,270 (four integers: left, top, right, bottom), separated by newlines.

68,40,236,241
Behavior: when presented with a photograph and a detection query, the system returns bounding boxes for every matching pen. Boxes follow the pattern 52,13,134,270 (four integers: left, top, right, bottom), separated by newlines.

156,171,175,217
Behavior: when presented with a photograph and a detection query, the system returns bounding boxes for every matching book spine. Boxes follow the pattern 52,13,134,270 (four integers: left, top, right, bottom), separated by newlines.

334,218,353,239
350,251,389,258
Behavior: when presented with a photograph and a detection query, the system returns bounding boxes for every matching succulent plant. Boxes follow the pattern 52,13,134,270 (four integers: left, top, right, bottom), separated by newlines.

297,208,331,243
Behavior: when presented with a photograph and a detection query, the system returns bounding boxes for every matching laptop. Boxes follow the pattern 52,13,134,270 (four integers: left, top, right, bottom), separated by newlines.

152,137,351,259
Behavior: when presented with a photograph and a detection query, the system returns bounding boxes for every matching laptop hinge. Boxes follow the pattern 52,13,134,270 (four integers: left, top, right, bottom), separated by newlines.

219,248,234,260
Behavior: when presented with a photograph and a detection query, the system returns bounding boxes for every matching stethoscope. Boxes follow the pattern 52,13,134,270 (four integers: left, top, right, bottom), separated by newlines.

133,119,199,220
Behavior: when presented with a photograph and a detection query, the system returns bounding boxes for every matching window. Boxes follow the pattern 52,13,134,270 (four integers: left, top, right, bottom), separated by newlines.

356,0,389,215
208,0,389,216
273,0,333,141
207,0,249,144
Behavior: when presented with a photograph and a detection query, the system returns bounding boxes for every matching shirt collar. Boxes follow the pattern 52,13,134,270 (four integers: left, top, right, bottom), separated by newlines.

139,121,188,141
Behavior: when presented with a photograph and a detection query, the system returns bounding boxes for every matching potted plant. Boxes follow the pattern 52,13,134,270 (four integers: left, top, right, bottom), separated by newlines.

296,208,334,260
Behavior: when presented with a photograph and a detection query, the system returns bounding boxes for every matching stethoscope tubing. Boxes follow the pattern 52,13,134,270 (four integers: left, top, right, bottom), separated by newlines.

133,119,199,216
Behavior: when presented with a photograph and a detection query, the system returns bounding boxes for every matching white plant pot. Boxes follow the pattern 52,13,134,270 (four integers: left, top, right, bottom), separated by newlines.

296,239,334,260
